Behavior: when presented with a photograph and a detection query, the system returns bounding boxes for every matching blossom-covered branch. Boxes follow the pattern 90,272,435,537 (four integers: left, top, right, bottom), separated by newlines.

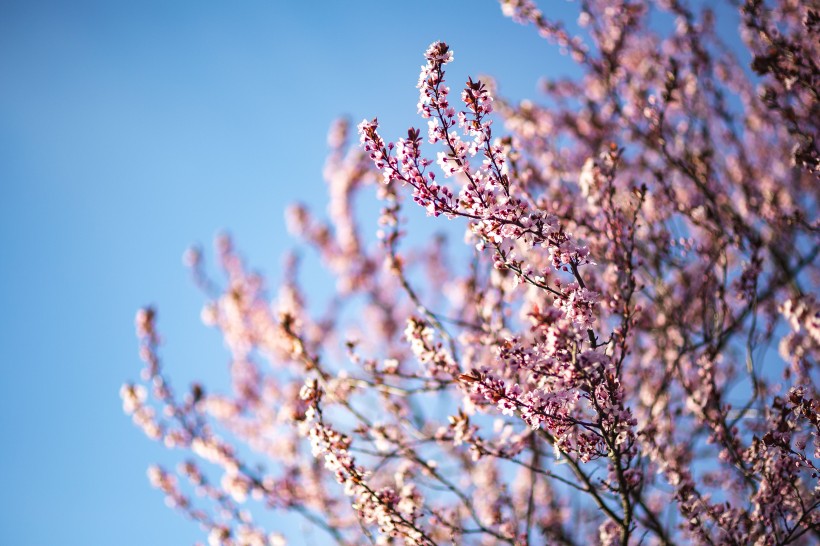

125,1,819,544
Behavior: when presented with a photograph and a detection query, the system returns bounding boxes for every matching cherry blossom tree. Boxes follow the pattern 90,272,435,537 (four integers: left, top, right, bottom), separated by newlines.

123,1,819,544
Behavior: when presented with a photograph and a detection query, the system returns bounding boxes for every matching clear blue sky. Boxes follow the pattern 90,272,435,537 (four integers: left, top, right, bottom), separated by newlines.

0,1,583,544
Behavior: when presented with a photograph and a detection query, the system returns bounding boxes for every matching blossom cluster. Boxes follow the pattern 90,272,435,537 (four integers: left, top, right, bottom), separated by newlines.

125,1,820,545
300,379,431,545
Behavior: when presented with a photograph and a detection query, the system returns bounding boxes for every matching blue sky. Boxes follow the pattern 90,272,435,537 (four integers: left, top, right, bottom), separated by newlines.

0,1,583,544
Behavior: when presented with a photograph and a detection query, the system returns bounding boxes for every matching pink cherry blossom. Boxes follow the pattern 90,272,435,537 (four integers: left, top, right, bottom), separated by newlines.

124,2,820,544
